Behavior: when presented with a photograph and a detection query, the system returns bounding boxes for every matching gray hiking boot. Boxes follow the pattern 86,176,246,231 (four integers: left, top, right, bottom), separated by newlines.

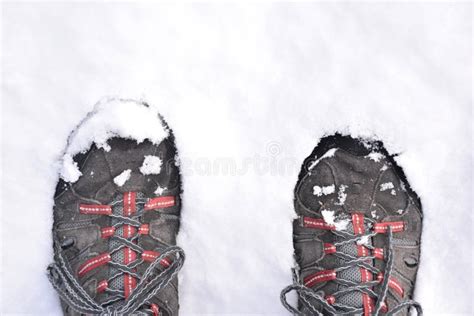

47,100,184,316
281,134,423,316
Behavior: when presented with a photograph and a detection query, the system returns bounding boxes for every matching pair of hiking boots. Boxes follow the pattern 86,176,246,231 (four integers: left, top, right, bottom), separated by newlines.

48,99,423,316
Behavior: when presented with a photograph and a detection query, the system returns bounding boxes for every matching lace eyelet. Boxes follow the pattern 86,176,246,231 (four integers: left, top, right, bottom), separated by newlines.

61,237,75,249
403,254,418,268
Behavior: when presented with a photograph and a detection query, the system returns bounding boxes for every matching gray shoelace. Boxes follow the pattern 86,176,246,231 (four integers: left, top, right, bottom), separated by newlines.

48,245,184,315
280,226,423,315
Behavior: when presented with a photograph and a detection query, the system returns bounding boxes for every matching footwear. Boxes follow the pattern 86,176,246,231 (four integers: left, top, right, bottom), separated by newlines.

281,134,423,315
47,99,185,316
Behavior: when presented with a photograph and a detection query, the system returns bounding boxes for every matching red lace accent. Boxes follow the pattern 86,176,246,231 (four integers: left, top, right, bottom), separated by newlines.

79,204,112,215
96,280,108,293
151,303,160,316
77,253,111,277
303,270,337,287
142,250,172,268
144,196,175,210
303,217,335,230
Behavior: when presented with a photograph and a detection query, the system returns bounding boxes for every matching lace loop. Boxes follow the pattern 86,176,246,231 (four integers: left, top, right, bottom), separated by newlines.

48,244,184,315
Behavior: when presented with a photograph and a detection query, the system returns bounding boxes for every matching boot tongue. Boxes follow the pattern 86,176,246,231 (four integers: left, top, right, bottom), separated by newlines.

108,193,145,296
335,222,372,309
109,197,125,293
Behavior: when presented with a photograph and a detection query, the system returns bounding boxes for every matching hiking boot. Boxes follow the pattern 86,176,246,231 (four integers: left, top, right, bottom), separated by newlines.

281,134,423,316
47,99,185,316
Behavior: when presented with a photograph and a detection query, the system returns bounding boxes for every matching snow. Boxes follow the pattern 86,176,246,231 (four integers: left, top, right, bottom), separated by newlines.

58,98,169,183
154,186,166,195
357,235,370,247
380,182,395,191
140,155,163,175
113,169,132,187
1,3,472,315
59,154,82,183
335,184,348,206
313,184,335,196
321,210,349,231
308,148,337,170
380,182,396,195
65,98,169,156
367,152,384,162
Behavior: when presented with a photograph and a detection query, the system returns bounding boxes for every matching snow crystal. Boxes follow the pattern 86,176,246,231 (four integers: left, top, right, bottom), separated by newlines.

335,184,348,205
65,98,169,156
335,219,350,231
313,184,335,196
321,209,349,231
140,155,162,175
357,235,370,246
380,182,395,191
400,181,407,192
60,154,82,183
367,152,383,162
321,209,335,224
113,169,131,187
154,186,166,195
371,210,379,219
99,142,111,152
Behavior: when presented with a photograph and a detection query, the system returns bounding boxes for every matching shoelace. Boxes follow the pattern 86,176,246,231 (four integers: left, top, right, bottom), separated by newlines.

48,193,185,315
48,245,184,315
281,214,423,316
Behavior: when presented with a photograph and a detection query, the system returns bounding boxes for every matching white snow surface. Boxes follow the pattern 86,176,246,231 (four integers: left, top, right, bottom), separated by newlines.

113,169,132,187
1,3,472,315
140,155,163,175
